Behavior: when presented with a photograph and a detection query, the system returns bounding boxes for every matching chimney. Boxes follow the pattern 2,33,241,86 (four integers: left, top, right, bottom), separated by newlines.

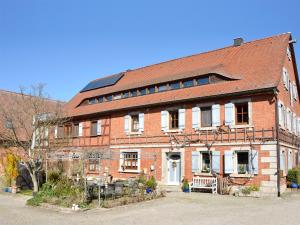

233,37,244,47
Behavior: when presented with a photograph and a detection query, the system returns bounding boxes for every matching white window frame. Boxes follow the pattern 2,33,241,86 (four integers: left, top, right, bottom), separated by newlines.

119,149,141,173
196,102,218,131
193,148,215,175
162,107,184,133
233,150,250,175
230,98,253,129
125,112,143,135
287,47,292,61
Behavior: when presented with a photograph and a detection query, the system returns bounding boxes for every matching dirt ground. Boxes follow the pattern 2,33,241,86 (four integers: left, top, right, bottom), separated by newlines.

0,191,300,225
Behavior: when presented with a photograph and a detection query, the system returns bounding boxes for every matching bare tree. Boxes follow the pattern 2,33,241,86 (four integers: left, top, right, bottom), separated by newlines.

0,84,66,194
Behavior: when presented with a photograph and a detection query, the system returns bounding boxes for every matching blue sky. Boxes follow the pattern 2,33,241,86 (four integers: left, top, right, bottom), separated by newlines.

1,0,299,101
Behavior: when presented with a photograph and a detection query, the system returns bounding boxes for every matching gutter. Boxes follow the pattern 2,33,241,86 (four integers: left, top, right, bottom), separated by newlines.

274,88,281,197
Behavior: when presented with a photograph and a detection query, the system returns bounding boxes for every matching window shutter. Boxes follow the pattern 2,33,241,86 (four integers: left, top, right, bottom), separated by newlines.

161,111,168,131
138,113,144,132
97,120,102,135
212,104,220,127
224,150,234,174
78,122,83,137
54,126,58,138
297,118,300,136
280,151,286,173
212,151,221,174
192,151,200,172
249,150,259,175
293,113,297,134
192,107,200,129
288,151,293,170
225,103,235,126
178,109,185,130
293,82,298,100
278,102,283,127
124,115,130,134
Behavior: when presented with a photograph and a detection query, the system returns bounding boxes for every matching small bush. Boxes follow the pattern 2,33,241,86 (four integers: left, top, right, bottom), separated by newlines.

145,176,157,190
48,170,61,184
241,184,259,195
287,168,300,184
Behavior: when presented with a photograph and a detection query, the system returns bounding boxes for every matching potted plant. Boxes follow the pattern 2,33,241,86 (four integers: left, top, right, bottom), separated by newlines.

145,176,157,193
238,165,246,174
4,153,19,194
182,178,189,193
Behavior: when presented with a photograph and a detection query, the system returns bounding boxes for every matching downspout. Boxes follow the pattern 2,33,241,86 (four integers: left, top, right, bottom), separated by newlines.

274,89,281,197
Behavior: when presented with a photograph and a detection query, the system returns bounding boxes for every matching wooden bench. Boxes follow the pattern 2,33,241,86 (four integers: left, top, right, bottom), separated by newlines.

189,177,218,194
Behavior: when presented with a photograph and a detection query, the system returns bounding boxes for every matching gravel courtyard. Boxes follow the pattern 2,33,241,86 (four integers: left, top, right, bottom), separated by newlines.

1,191,300,225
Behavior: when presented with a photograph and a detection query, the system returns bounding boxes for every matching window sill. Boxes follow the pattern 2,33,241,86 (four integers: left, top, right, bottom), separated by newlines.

193,172,213,176
163,129,183,133
195,127,217,131
230,125,253,130
126,131,143,136
229,174,254,178
118,169,140,174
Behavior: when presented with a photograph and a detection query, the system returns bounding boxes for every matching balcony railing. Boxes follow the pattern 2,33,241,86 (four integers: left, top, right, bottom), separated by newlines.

47,127,300,149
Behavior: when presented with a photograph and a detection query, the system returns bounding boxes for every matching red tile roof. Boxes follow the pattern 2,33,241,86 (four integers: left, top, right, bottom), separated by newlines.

66,33,291,117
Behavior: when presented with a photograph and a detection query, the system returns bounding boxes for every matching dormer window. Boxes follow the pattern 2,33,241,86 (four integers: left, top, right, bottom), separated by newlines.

88,98,97,104
98,96,104,103
148,86,155,94
106,95,113,102
183,80,194,88
140,88,147,96
130,90,137,97
158,84,167,92
197,77,209,85
170,82,180,90
122,92,130,98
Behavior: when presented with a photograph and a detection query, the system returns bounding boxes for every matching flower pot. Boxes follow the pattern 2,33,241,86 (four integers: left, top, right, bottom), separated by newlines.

290,182,298,189
182,187,190,193
11,186,17,194
146,187,152,193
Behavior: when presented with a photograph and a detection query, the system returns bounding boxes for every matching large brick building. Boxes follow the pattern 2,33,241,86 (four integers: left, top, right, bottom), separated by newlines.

52,33,300,195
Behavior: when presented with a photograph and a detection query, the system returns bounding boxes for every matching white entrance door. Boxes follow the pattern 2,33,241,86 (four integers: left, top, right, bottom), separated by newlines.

168,154,181,185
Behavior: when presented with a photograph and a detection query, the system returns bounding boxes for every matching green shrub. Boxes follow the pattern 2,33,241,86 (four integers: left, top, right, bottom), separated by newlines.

241,184,259,195
287,168,300,184
145,176,157,190
48,170,61,184
26,175,85,207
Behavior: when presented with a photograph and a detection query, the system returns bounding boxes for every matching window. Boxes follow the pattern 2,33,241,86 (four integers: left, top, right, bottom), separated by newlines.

88,98,97,104
287,47,292,61
148,86,155,94
89,159,99,172
201,152,211,173
5,120,13,129
197,77,209,85
131,115,139,132
200,106,212,127
57,126,64,138
65,124,72,137
121,152,139,171
90,121,98,136
106,95,113,102
235,103,249,125
140,88,147,96
98,96,104,103
237,152,249,174
183,80,194,88
170,82,180,90
169,110,179,129
73,123,79,137
130,90,137,97
158,84,167,92
114,93,122,100
122,92,129,99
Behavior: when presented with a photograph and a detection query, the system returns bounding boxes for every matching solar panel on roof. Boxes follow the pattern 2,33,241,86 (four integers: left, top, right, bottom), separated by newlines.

80,73,124,92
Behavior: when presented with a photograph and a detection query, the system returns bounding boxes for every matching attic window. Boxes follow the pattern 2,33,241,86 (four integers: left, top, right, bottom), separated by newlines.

88,98,97,104
183,80,194,88
197,77,209,85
